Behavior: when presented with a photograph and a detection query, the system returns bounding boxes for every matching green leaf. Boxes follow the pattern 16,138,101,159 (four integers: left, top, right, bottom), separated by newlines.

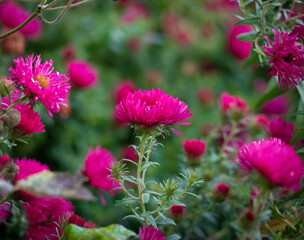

63,224,136,240
234,17,261,26
237,32,256,42
255,84,284,109
14,171,95,201
166,234,181,240
143,193,150,203
146,215,157,228
115,198,138,207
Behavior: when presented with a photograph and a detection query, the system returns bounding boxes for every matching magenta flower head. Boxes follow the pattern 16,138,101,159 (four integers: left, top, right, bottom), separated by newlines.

113,88,191,135
218,92,249,117
139,226,166,240
237,138,304,189
24,197,73,240
263,29,304,90
82,146,120,195
9,54,71,117
261,94,290,115
0,202,10,224
228,23,252,60
67,60,98,89
265,117,294,143
0,1,42,39
183,139,206,167
13,158,50,183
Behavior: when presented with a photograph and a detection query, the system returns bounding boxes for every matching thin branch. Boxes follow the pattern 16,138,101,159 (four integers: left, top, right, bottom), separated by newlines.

43,0,92,12
40,0,74,24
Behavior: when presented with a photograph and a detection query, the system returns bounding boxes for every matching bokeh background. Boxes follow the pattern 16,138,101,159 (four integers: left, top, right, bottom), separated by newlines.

0,0,297,234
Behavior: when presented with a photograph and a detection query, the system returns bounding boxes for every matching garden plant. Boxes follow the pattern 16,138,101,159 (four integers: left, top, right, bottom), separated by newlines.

0,0,304,239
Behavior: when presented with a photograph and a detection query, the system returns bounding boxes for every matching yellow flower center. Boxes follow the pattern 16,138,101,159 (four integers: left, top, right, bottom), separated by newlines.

34,75,49,89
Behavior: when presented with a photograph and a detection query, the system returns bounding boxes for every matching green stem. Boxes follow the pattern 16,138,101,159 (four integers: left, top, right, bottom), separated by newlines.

255,36,266,57
43,0,92,12
142,135,155,183
137,132,148,225
261,0,271,35
130,206,145,222
0,135,9,144
155,182,191,221
219,121,238,158
0,194,11,206
0,9,40,39
40,0,74,24
120,182,139,200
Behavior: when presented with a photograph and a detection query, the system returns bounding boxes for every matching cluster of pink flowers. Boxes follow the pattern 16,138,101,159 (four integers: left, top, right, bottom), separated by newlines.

237,138,303,189
263,29,304,90
218,92,249,114
113,88,191,135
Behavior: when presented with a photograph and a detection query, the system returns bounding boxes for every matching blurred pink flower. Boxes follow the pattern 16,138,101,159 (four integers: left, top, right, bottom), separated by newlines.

9,54,71,117
0,154,10,168
24,197,73,240
218,92,248,114
0,202,10,224
265,117,294,143
291,5,304,41
67,60,98,89
252,114,269,129
170,205,185,222
228,23,252,60
215,182,230,197
113,80,136,104
113,89,191,135
183,139,206,159
261,94,290,115
121,146,138,163
82,146,120,195
263,29,304,90
13,157,50,183
0,1,42,39
61,45,76,61
196,88,215,105
205,0,239,12
139,226,166,240
121,2,149,25
237,138,304,189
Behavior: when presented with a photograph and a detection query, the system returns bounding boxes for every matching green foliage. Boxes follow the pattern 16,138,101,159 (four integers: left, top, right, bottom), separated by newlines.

63,224,136,240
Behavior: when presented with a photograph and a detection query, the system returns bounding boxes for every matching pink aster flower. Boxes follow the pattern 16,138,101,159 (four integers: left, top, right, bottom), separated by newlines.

139,226,166,240
183,139,206,166
67,60,98,89
113,88,191,135
82,146,120,195
261,94,290,115
121,2,149,25
9,54,71,117
265,117,294,143
218,92,248,114
263,29,304,90
0,1,42,39
24,197,73,240
121,146,138,163
66,212,95,228
228,23,252,60
13,157,50,183
196,88,215,106
113,80,136,104
237,138,304,189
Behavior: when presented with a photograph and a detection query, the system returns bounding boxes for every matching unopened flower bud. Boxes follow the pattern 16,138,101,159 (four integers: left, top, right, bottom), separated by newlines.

1,29,25,56
3,109,21,128
183,139,206,167
170,205,185,222
214,182,230,202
